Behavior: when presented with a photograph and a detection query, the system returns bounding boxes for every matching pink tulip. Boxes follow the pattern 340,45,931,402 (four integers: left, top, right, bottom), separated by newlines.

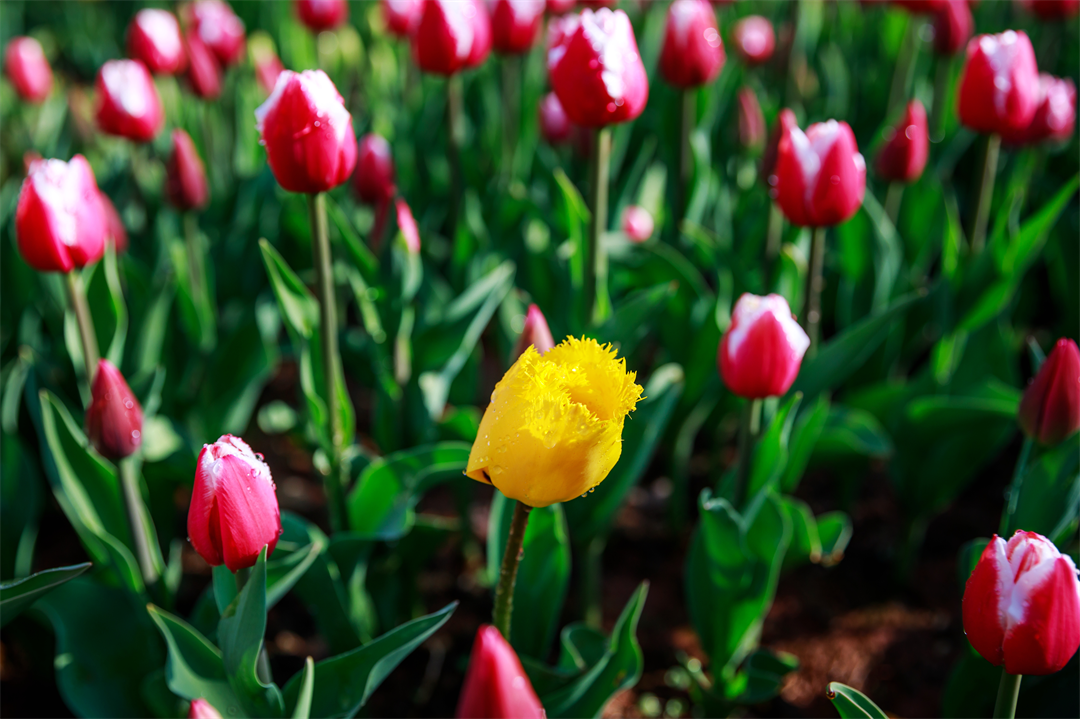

15,156,106,273
86,360,144,460
718,293,810,399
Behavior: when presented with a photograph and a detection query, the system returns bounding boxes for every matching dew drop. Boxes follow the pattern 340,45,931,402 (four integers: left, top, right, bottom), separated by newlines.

606,102,616,113
830,174,840,185
493,465,504,476
255,452,265,461
123,399,134,409
131,429,141,440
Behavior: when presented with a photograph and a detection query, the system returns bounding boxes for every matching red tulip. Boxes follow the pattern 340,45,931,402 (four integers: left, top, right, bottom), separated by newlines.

466,0,493,68
932,0,973,56
94,60,165,142
876,100,929,183
1019,0,1080,18
547,0,577,13
737,86,765,153
548,9,649,128
188,435,282,572
732,15,775,65
188,699,223,719
254,49,285,97
1017,339,1080,446
383,0,423,37
963,531,1080,675
86,360,143,460
4,37,52,103
761,108,798,181
166,129,210,211
396,198,421,254
893,0,949,11
957,31,1040,135
538,91,573,144
413,0,491,75
772,118,866,227
128,9,187,75
455,625,545,719
513,304,556,358
492,0,545,55
255,69,358,194
719,293,810,399
658,0,724,89
184,31,223,100
296,0,349,32
1002,75,1077,146
187,0,246,67
622,205,654,243
578,0,616,6
16,156,106,273
353,133,397,204
100,191,128,254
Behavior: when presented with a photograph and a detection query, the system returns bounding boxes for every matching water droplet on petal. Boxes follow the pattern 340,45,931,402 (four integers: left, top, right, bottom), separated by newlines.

830,175,840,185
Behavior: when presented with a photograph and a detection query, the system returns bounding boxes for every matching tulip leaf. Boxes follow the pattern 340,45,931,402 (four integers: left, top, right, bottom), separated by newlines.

594,282,677,358
0,561,91,627
781,394,830,493
826,682,888,719
291,657,316,719
812,405,894,465
732,649,800,705
780,496,821,569
281,601,458,718
1008,441,1080,544
745,394,802,506
816,511,853,567
266,512,326,610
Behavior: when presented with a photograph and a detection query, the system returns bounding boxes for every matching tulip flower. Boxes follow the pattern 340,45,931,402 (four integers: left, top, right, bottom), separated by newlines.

719,293,810,400
1017,339,1080,446
296,0,349,32
413,0,491,75
396,197,421,254
100,191,128,254
383,0,423,38
128,9,187,75
547,0,577,13
963,531,1080,676
188,435,283,572
761,108,798,181
187,0,246,67
188,699,223,719
732,16,775,66
166,129,210,211
1019,0,1080,18
465,0,493,68
492,0,545,54
658,0,725,89
876,100,929,183
1002,75,1077,147
957,31,1040,135
893,0,948,11
737,86,765,153
4,36,52,103
932,0,973,56
94,60,165,142
539,91,573,144
86,360,143,460
353,133,397,205
622,206,654,242
15,156,106,273
255,69,357,194
512,304,556,359
579,0,616,6
184,31,223,100
773,119,866,228
455,626,545,719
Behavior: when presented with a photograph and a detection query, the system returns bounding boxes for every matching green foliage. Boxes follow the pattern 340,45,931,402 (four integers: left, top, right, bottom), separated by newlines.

0,561,90,627
826,682,888,719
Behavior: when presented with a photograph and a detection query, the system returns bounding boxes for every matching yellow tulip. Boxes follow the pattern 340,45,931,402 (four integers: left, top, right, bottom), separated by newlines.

466,336,643,507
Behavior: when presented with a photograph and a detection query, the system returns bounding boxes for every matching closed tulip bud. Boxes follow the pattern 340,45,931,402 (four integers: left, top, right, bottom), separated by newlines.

166,129,210,211
1002,75,1077,147
16,156,106,273
188,435,283,572
100,191,128,254
413,0,491,75
254,52,284,97
876,100,929,183
1019,0,1080,18
455,625,545,719
932,0,973,56
185,31,223,100
719,294,810,399
761,108,798,181
1017,339,1080,446
539,91,573,144
737,86,766,153
466,337,643,507
128,10,187,75
4,37,52,103
94,60,165,142
383,0,423,38
86,360,143,460
297,0,349,32
659,0,724,89
354,133,396,204
549,9,649,128
957,31,1040,135
396,198,421,254
963,531,1080,675
255,69,358,194
732,16,776,65
492,0,545,55
773,119,866,227
188,699,223,719
187,0,246,67
513,304,556,359
622,205,654,242
547,0,577,13
893,0,948,11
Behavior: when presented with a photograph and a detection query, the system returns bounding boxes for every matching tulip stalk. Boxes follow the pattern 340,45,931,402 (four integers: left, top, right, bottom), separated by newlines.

884,182,904,226
64,270,100,383
993,669,1021,719
677,89,695,230
804,227,827,354
492,500,531,639
120,457,160,584
765,203,784,262
970,133,1001,255
501,55,520,181
582,536,605,629
733,398,762,507
930,57,951,142
586,127,612,325
446,75,464,239
999,437,1034,535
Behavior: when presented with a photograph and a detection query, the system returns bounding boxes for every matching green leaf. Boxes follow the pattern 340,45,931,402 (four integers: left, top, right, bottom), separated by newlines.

746,394,802,504
594,282,677,357
956,538,990,590
812,406,893,465
291,657,316,719
996,174,1079,276
267,512,326,610
826,682,888,718
281,601,457,718
736,649,800,704
1009,442,1079,543
780,497,821,568
816,511,853,567
781,394,830,493
0,562,91,627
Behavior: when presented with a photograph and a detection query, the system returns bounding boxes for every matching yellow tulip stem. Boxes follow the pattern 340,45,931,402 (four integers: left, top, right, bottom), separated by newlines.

992,669,1022,719
493,500,532,640
733,398,762,508
64,269,100,389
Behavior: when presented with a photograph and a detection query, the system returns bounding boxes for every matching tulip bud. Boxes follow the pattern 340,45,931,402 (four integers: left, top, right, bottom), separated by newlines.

396,198,421,254
413,0,491,75
513,304,556,359
1020,0,1080,19
539,91,573,144
16,156,106,273
255,55,285,96
255,69,358,194
1017,339,1080,446
184,31,223,100
932,0,973,56
86,360,144,460
892,0,948,11
732,15,776,65
383,0,423,38
353,133,397,204
188,699,223,719
492,0,545,55
876,100,929,183
166,129,210,211
188,434,283,572
579,0,617,6
718,293,810,399
4,37,52,103
455,625,546,719
658,0,725,89
761,108,798,181
963,530,1080,675
187,0,246,67
957,31,1040,135
622,205,654,242
547,0,577,14
773,119,866,227
94,60,165,142
737,86,766,153
464,0,493,68
1002,75,1077,147
297,0,349,32
548,9,649,128
466,336,643,507
127,9,187,75
100,191,128,254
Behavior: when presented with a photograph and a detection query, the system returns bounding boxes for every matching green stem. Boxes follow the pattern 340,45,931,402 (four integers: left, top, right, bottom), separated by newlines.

120,457,160,584
970,133,1001,255
885,182,904,227
993,669,1022,719
888,17,920,118
930,55,951,142
765,202,784,263
999,437,1034,536
677,88,696,229
501,54,520,181
446,74,464,239
586,126,612,325
804,226,827,355
183,212,205,305
234,566,250,593
582,536,605,630
308,192,348,533
64,270,99,385
733,399,762,508
492,500,531,639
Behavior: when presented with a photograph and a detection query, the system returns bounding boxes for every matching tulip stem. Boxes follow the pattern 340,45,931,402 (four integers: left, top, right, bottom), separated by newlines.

308,192,349,533
887,17,920,119
930,56,951,142
765,202,784,263
446,74,464,240
993,669,1022,719
493,500,531,640
582,536,605,629
885,182,904,227
970,133,1000,255
64,270,99,385
120,457,160,585
501,55,520,181
586,126,612,325
677,88,696,230
999,436,1034,536
804,226,827,355
733,398,762,508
